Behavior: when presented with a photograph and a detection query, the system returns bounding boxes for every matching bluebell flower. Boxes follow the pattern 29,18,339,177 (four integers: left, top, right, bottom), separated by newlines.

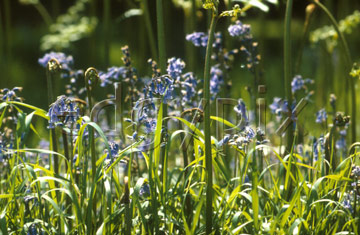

336,129,347,150
316,108,327,124
99,67,127,87
291,75,304,93
244,175,250,183
210,66,224,99
291,75,313,93
269,97,283,116
38,52,73,72
139,184,150,197
27,224,38,235
256,128,269,145
167,57,185,81
73,154,78,164
352,165,360,178
342,197,353,213
148,75,174,104
228,20,251,39
144,119,157,134
0,140,7,162
244,126,256,140
181,72,197,105
1,87,22,101
218,135,230,147
47,96,80,129
234,99,248,123
313,136,325,161
106,141,119,160
186,32,208,47
213,32,223,49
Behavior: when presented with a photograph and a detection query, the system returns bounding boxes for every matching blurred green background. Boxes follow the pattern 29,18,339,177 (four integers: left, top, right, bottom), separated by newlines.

1,0,359,119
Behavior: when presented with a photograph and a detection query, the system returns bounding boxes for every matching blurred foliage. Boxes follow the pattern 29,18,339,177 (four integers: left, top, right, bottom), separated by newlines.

310,10,360,52
40,0,98,51
232,0,278,12
19,0,39,5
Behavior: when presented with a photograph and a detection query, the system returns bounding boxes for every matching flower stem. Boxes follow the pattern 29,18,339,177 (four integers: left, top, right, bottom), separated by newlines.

284,0,294,153
312,0,356,143
156,0,166,73
46,60,59,177
84,67,99,230
141,0,158,60
204,9,218,235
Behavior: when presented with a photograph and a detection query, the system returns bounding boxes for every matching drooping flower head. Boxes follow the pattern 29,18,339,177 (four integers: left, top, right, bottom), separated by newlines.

181,72,198,105
99,67,127,87
1,87,23,101
186,32,208,47
315,108,327,124
47,96,80,129
234,98,248,123
209,66,224,99
167,57,185,81
291,75,313,94
228,20,252,40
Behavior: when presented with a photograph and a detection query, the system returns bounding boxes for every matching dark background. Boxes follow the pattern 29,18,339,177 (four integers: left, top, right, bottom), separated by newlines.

0,0,359,113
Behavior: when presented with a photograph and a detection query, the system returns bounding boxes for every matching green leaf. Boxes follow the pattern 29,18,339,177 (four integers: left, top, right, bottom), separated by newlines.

154,103,163,168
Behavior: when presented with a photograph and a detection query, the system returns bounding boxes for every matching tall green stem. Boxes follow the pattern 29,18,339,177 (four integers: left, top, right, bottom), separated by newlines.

284,0,294,153
46,60,60,177
156,3,168,229
84,68,99,230
142,0,158,60
312,0,356,143
156,0,166,73
204,10,218,235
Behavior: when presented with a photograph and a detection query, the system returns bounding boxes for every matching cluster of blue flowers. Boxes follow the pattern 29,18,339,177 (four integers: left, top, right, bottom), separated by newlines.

38,52,74,72
167,57,185,81
234,98,249,123
148,75,174,104
180,72,198,105
228,20,252,40
228,20,259,73
38,52,90,99
342,195,353,213
99,66,127,87
336,129,347,151
106,141,119,160
0,140,8,162
133,100,157,135
1,87,22,101
315,108,328,124
145,57,198,106
139,183,150,198
313,136,325,161
291,75,313,94
47,96,80,129
217,99,262,149
210,66,224,99
269,97,290,119
186,32,208,47
227,125,256,149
